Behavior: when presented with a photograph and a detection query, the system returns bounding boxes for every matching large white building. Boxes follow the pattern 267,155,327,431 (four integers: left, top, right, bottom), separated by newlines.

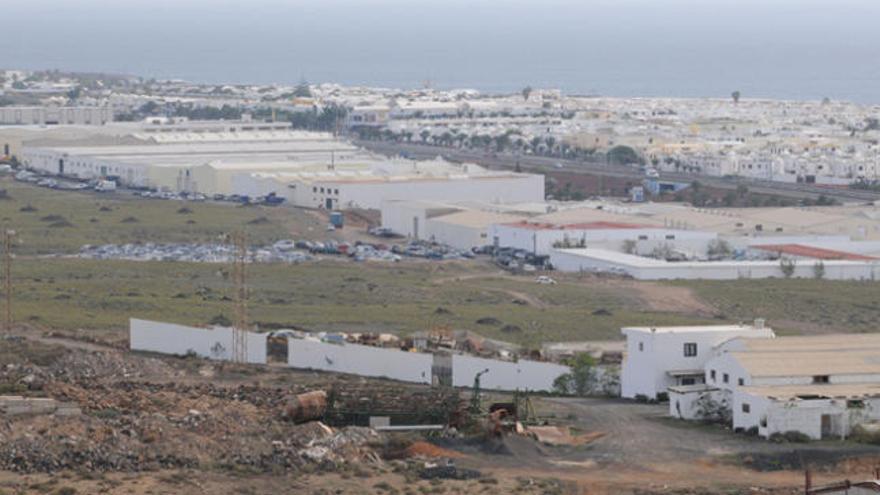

490,220,717,256
0,106,113,126
379,200,550,249
620,322,774,400
550,247,880,281
17,119,544,208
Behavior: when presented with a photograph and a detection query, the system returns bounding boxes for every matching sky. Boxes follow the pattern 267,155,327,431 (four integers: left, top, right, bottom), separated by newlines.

2,0,879,102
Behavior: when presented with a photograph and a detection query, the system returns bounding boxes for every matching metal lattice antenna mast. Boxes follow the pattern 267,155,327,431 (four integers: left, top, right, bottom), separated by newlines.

3,229,13,333
231,231,249,363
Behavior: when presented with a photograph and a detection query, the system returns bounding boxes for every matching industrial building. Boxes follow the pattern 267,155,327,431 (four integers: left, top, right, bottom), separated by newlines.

617,323,880,440
490,220,717,256
550,247,880,280
16,118,543,208
380,200,550,249
0,106,113,126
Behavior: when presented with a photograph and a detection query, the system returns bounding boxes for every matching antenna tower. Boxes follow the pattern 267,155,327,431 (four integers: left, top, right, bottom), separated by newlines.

231,231,249,363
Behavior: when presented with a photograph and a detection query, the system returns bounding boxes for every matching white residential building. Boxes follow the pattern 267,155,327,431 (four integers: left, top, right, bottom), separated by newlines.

620,322,774,400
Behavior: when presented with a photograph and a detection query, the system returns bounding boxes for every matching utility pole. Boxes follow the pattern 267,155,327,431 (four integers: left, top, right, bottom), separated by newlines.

3,229,15,333
230,231,249,363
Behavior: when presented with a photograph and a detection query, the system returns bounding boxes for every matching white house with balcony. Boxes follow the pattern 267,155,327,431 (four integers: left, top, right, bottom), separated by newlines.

620,321,774,400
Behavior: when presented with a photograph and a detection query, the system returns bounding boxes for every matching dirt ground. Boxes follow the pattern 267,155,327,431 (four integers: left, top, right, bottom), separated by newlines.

1,332,879,495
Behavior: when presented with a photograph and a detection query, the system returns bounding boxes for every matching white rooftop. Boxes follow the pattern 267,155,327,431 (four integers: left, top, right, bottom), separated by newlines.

622,323,769,335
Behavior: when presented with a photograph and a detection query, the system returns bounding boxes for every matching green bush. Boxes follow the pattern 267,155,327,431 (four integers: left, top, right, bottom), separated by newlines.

849,425,880,445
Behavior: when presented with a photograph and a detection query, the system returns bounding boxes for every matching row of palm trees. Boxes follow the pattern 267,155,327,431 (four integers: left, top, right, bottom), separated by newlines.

354,126,599,160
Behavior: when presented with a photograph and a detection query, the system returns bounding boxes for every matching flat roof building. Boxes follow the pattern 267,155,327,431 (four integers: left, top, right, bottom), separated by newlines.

16,121,544,208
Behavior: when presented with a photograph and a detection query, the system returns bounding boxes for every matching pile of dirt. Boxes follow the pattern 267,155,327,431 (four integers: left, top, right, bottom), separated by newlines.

47,351,177,382
405,441,464,459
0,345,402,475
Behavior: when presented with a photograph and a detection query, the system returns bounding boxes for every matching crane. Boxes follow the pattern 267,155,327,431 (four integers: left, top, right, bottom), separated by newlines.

469,368,490,416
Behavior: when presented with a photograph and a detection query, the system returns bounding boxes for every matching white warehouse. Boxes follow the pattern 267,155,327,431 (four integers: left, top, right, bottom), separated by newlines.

490,220,717,256
19,120,543,209
550,248,880,281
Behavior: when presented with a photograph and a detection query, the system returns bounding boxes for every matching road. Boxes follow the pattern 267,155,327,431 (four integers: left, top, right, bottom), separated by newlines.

358,140,880,203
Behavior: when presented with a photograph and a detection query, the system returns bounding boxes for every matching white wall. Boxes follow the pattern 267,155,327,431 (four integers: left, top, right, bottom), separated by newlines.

288,338,434,384
491,225,716,256
669,388,722,420
550,248,880,281
425,218,488,250
129,318,267,364
731,390,880,440
334,175,544,211
380,200,431,239
131,319,568,391
451,354,570,392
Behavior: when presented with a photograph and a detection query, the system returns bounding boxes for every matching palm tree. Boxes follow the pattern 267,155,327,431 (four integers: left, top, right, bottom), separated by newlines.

494,133,511,152
731,90,741,104
419,129,430,144
530,137,542,153
522,86,533,102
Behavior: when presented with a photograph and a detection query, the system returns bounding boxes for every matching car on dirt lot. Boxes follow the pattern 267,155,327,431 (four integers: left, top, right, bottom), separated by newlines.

535,276,557,285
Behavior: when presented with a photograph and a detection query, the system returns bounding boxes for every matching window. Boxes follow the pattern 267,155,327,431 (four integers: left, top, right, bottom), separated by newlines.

312,187,317,193
738,378,744,386
742,403,750,413
723,373,729,384
683,342,697,357
638,235,648,240
320,187,325,193
681,377,696,386
710,370,716,381
638,342,644,352
334,189,339,195
665,234,675,240
813,375,830,384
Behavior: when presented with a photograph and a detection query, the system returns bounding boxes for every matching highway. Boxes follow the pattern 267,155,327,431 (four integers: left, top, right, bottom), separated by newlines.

357,140,880,204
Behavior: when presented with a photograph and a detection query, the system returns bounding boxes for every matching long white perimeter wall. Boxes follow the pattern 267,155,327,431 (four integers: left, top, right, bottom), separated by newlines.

130,319,569,391
451,354,571,391
288,338,433,384
130,318,267,364
550,248,880,281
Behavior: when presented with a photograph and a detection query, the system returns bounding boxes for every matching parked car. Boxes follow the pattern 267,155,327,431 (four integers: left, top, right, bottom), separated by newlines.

535,276,557,285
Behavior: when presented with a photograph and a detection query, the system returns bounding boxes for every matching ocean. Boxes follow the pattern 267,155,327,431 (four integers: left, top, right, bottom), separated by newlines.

3,0,880,104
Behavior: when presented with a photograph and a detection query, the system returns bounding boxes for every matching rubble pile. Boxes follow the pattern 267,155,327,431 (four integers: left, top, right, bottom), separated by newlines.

0,347,400,475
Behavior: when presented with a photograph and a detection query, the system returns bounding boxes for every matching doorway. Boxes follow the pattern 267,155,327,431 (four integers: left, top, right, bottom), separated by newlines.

821,414,833,439
267,334,289,364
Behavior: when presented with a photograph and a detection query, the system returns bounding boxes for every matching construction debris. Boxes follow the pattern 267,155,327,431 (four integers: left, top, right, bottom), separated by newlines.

282,390,328,424
521,425,605,446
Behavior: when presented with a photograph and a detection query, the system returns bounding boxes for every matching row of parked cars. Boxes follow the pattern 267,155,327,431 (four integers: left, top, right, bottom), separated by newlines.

277,238,476,262
492,246,552,272
15,170,114,191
